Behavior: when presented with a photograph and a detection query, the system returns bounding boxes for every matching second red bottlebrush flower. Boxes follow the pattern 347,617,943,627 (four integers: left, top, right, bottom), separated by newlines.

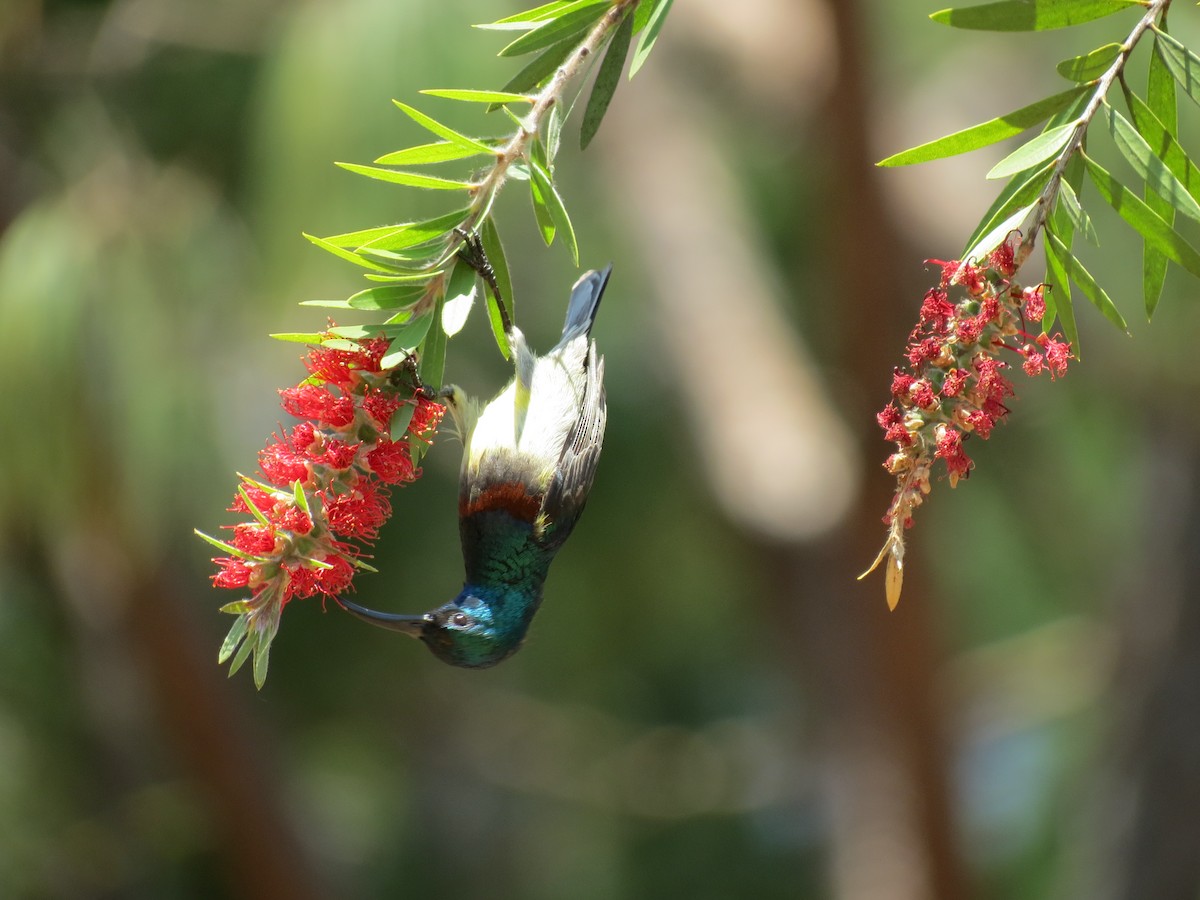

861,235,1073,609
198,336,444,688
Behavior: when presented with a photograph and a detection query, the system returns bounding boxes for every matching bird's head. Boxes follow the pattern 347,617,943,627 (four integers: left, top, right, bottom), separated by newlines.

337,592,527,668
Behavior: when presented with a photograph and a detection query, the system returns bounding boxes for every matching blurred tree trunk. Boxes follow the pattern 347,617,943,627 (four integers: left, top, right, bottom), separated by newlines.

600,0,970,896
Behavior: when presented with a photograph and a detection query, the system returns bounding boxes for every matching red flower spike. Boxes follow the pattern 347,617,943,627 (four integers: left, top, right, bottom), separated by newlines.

863,238,1075,609
203,331,445,689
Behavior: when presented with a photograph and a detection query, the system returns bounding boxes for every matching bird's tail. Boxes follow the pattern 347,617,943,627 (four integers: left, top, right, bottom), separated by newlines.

557,264,612,347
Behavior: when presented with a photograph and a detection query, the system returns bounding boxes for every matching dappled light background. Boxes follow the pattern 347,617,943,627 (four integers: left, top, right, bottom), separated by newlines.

3,0,1200,898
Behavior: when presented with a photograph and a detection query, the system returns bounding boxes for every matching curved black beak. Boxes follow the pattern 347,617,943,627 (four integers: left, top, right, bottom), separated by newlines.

337,599,431,638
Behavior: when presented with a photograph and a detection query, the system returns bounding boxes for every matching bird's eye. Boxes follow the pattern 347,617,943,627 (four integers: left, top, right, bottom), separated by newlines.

450,612,473,628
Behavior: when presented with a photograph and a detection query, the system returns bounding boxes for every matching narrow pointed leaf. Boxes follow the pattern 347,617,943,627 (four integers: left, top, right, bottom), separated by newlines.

347,285,428,311
529,173,557,245
420,89,533,104
391,101,495,154
1100,103,1200,224
1056,43,1122,82
494,34,579,102
632,0,655,33
484,1,581,27
961,160,1054,256
270,331,327,344
987,122,1076,179
1045,231,1126,331
931,0,1138,31
581,7,634,149
219,615,250,664
357,209,468,252
252,642,271,690
1084,153,1200,281
964,201,1036,265
303,232,393,272
547,102,564,162
375,142,491,166
1056,179,1099,245
530,160,578,264
442,258,478,337
879,86,1085,166
1043,229,1076,349
320,223,410,249
228,634,254,677
480,217,513,360
419,300,448,389
499,2,607,57
630,0,673,76
1153,28,1200,112
335,162,472,191
1142,33,1178,319
381,310,434,364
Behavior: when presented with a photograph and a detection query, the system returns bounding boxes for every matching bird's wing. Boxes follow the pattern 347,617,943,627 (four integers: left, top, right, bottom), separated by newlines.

538,345,606,550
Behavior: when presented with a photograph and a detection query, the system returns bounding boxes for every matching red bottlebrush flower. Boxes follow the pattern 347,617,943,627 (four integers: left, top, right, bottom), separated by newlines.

365,438,416,484
941,368,969,398
891,371,916,399
956,315,984,345
409,396,446,438
280,384,355,428
1021,344,1045,377
989,238,1016,277
203,328,446,688
278,506,313,534
1040,334,1072,379
213,557,255,589
965,408,994,439
363,392,404,429
919,288,954,333
1023,285,1046,323
934,425,971,484
232,523,276,555
864,233,1077,610
910,379,936,410
323,480,391,540
259,439,311,487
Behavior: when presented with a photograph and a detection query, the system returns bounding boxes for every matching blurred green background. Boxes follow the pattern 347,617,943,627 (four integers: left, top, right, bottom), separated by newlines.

4,1,1200,898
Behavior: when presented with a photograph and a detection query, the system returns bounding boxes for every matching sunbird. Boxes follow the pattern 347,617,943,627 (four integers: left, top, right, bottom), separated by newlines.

338,264,612,667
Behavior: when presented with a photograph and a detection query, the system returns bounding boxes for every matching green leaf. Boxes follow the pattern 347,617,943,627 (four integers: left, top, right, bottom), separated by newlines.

495,34,579,100
1056,42,1122,82
987,121,1076,179
931,0,1139,31
375,142,491,166
530,160,578,264
961,160,1054,256
270,331,327,344
357,209,468,253
1042,224,1076,348
964,200,1036,265
347,284,428,311
1056,179,1099,246
227,633,254,677
1045,230,1127,331
331,313,434,353
630,0,673,76
391,101,495,154
218,615,249,665
484,1,581,27
529,169,557,246
480,217,513,360
252,641,271,690
388,398,417,435
499,1,607,57
419,301,448,390
420,88,533,104
1084,153,1200,281
878,86,1086,166
442,258,478,337
632,0,655,33
319,223,410,249
1142,32,1178,319
1153,27,1200,112
334,162,472,191
547,102,564,162
1100,103,1200,224
581,7,634,149
302,232,395,272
